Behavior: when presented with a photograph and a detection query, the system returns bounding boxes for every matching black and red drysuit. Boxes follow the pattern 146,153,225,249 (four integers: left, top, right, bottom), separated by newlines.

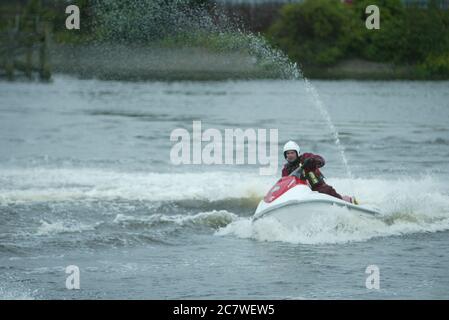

281,153,342,200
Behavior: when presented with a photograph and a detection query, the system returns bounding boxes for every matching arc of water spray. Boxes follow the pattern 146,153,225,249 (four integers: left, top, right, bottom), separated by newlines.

244,34,355,194
92,1,356,194
302,76,355,194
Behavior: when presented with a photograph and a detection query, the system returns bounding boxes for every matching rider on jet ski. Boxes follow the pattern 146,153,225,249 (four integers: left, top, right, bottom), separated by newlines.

281,140,357,204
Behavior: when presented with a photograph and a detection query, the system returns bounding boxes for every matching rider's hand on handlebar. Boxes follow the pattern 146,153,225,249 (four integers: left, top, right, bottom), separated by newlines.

302,158,316,170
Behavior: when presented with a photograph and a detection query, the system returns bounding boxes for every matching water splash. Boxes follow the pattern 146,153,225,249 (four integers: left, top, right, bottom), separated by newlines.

239,33,354,190
302,78,355,192
113,210,238,229
89,0,351,180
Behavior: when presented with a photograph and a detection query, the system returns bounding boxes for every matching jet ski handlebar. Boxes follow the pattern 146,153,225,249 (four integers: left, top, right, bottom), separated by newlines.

289,165,304,178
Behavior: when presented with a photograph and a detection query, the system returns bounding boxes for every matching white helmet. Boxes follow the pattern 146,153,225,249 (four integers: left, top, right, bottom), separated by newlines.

283,140,300,158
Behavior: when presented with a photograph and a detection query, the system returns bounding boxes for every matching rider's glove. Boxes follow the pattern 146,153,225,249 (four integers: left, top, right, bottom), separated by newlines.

302,158,316,170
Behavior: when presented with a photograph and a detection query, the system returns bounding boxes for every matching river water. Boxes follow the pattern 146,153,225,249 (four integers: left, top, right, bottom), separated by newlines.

1,76,449,299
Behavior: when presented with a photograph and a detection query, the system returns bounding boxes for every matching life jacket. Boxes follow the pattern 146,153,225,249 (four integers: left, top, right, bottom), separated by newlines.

283,158,325,188
283,158,300,175
303,170,324,188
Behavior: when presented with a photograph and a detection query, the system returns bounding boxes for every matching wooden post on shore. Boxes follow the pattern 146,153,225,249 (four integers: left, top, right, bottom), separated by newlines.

2,12,51,81
5,27,15,80
5,15,21,80
39,21,51,81
24,16,40,79
5,59,15,80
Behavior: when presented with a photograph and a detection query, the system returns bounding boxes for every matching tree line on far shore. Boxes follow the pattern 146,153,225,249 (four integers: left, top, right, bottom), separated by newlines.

267,0,449,78
2,0,448,79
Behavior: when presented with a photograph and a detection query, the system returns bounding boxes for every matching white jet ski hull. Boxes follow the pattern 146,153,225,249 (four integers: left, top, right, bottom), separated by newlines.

253,184,380,225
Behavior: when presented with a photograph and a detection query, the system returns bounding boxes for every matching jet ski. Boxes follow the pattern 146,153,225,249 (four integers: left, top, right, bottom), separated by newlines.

253,166,381,225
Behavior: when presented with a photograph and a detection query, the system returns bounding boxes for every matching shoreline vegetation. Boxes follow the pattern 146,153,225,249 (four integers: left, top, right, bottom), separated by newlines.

49,44,425,81
1,0,449,81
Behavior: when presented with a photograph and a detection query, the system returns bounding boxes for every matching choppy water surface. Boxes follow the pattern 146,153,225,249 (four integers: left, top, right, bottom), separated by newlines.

1,77,449,299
